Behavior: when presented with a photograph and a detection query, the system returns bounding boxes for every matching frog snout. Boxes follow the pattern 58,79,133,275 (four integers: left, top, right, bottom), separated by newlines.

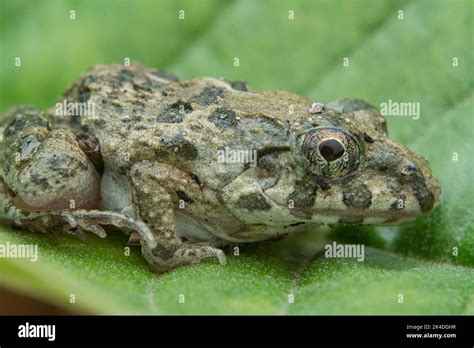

398,158,441,214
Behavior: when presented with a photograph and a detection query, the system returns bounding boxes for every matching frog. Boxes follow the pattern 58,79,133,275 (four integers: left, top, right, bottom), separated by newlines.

0,64,441,272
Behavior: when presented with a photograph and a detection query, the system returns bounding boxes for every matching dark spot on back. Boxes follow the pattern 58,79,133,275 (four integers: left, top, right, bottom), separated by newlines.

342,181,372,209
191,86,225,106
208,108,239,129
236,193,271,211
156,100,193,123
190,173,201,186
159,134,198,160
176,190,193,203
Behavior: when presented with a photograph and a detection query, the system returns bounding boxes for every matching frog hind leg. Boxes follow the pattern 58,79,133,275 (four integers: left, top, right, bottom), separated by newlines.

0,106,101,212
129,160,226,272
0,176,156,245
0,107,156,245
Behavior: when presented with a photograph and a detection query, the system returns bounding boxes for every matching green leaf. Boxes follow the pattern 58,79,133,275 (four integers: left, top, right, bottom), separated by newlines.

0,0,472,314
1,229,472,314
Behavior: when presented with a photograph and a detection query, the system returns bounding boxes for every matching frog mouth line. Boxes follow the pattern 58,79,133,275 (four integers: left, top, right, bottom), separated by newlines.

259,190,421,224
275,204,421,220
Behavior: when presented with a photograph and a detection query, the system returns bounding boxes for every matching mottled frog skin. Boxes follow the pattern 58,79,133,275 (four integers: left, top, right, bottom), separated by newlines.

0,64,441,271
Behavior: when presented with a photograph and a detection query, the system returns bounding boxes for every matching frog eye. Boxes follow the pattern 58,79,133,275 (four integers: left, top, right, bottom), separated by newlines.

318,139,345,161
301,127,360,178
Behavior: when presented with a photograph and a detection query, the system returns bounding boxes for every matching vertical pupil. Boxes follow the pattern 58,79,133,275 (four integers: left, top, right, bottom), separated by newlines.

319,139,344,161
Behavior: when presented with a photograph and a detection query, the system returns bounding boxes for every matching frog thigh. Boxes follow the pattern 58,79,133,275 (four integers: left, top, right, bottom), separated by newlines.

0,106,102,211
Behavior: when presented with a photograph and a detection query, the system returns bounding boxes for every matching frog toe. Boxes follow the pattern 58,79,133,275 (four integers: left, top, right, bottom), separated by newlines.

198,245,227,266
55,210,156,247
143,242,227,273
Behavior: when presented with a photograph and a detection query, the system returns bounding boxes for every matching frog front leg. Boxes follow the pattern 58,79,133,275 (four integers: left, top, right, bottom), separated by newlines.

129,161,226,272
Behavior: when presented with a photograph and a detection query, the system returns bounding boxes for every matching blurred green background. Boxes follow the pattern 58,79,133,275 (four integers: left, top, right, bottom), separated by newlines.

0,0,472,314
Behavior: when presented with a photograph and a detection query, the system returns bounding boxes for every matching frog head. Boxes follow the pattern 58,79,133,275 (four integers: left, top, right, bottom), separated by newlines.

283,99,441,225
